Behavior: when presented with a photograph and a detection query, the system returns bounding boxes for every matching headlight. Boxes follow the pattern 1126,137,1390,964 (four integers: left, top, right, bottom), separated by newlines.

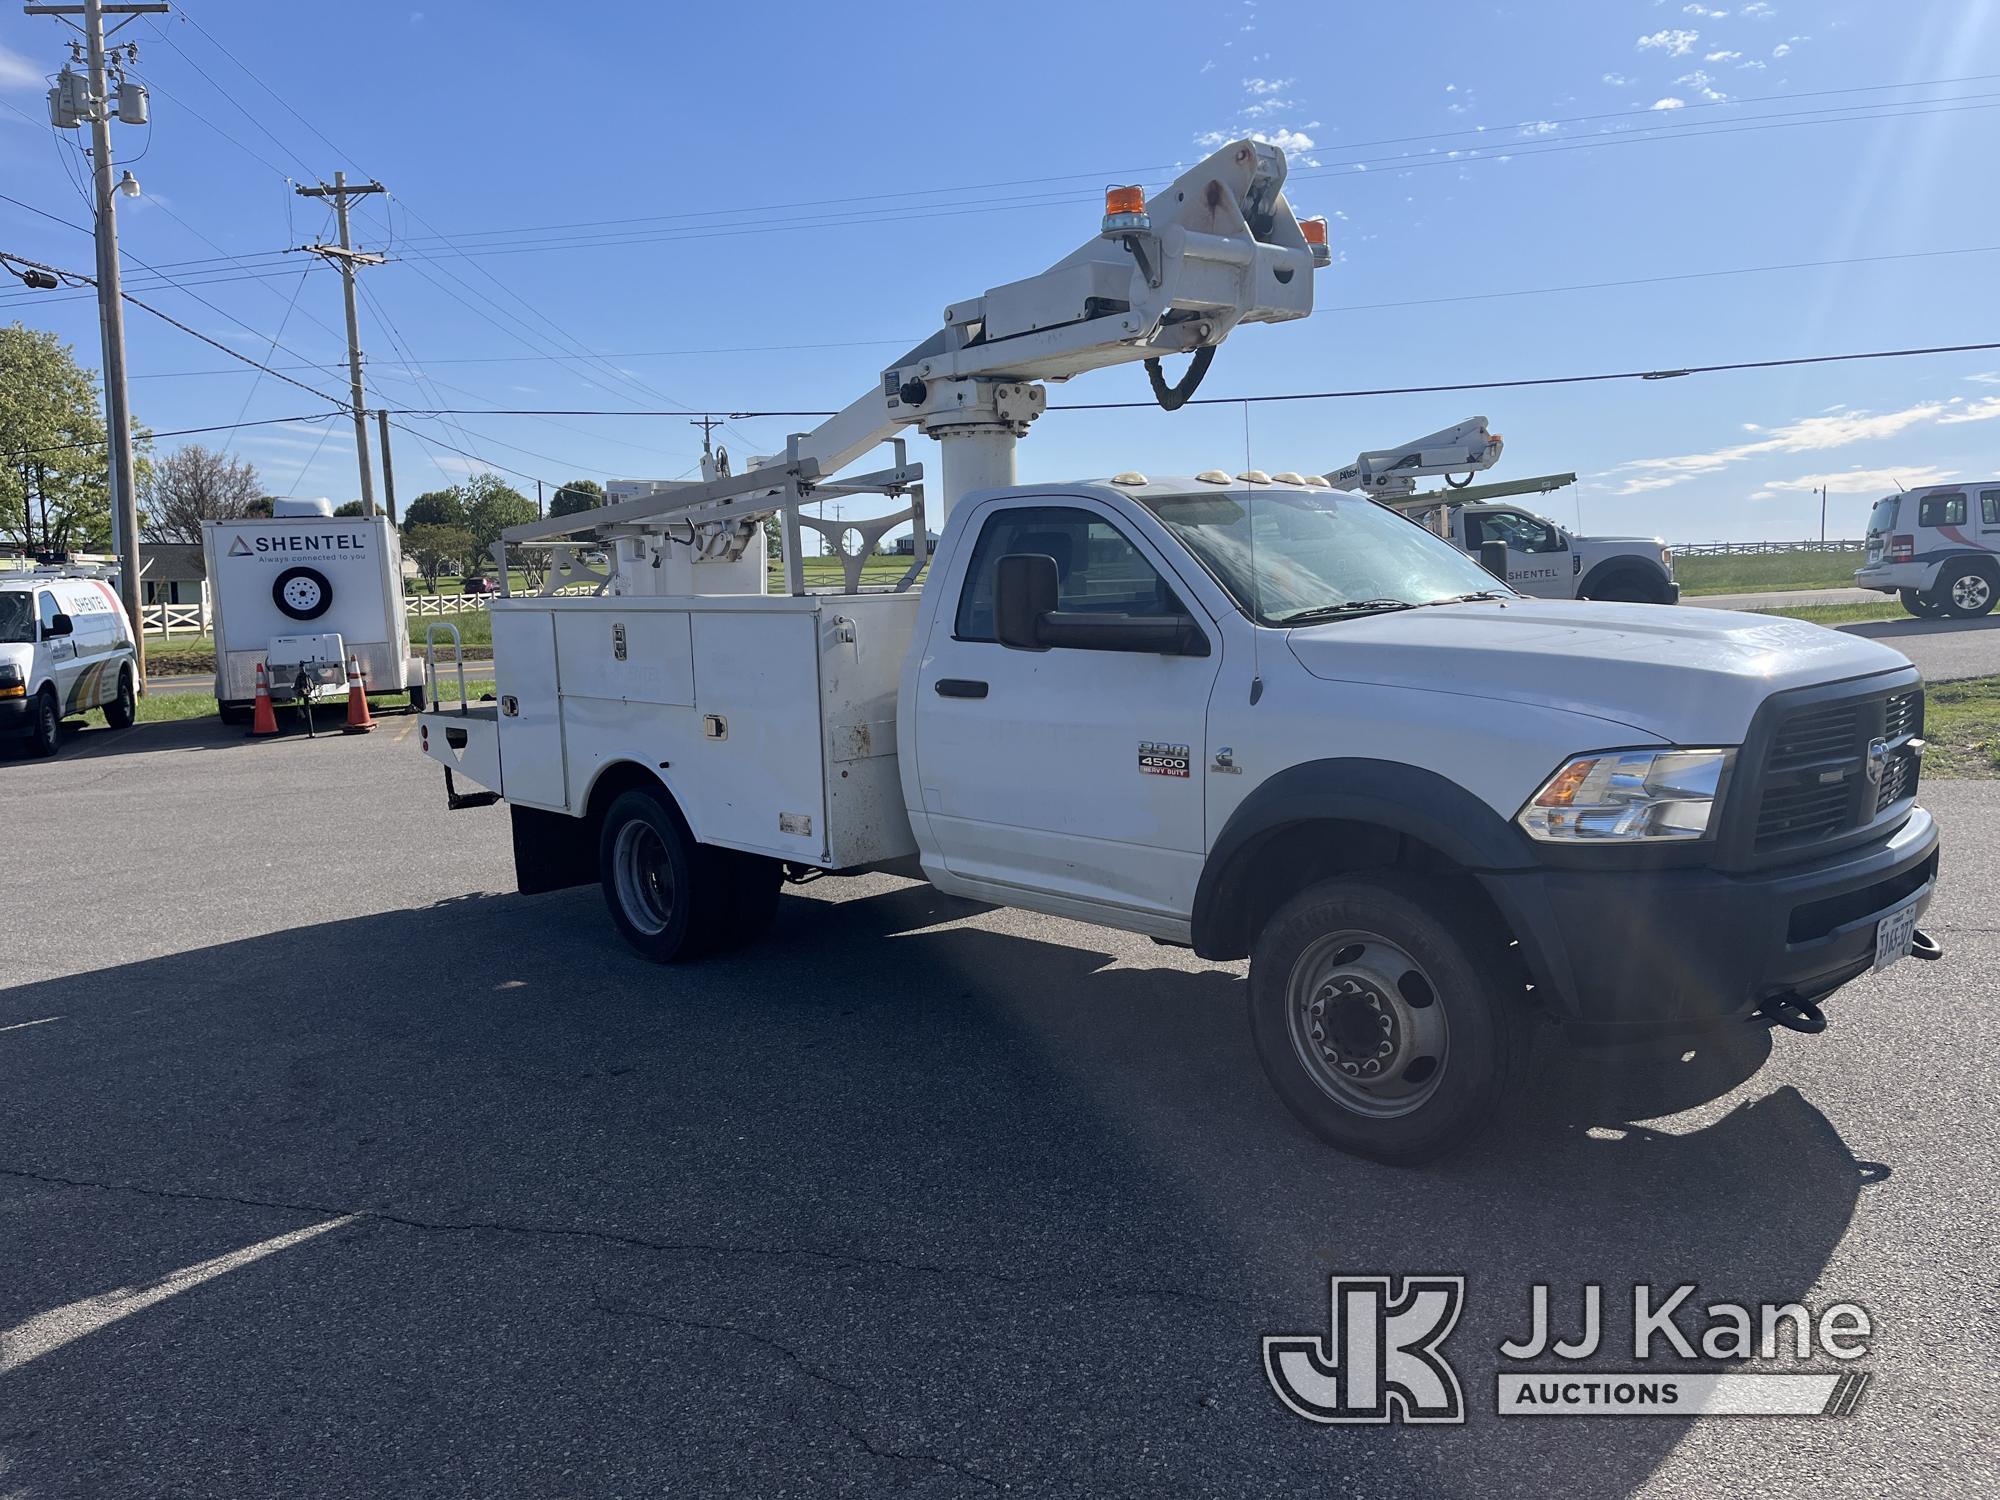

0,664,22,698
1518,748,1732,843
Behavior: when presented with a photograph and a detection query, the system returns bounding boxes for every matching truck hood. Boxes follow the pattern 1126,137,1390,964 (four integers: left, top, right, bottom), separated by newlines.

1285,600,1913,743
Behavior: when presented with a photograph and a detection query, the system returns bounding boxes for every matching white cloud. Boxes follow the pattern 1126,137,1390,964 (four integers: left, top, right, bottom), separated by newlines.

1603,71,1635,86
1762,467,1960,496
1676,69,1728,101
1739,59,1768,70
1199,59,1216,73
1966,371,2000,385
1742,1,1774,15
1937,395,2000,426
1638,28,1701,56
1705,49,1743,61
1772,41,1792,57
1683,3,1727,14
1520,120,1559,137
1241,77,1291,95
0,41,42,90
1608,400,1996,494
1652,97,1688,110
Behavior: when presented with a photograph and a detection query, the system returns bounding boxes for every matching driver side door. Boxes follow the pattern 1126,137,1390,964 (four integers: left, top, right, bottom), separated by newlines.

1463,510,1574,598
913,500,1221,923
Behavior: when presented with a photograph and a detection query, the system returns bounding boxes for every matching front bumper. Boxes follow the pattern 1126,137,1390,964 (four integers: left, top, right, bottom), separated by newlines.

0,694,32,729
1481,806,1939,1038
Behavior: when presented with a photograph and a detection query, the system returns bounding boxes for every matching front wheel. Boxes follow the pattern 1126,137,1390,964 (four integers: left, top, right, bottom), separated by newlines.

1247,876,1527,1165
25,688,60,757
596,786,734,963
104,666,136,728
407,683,427,713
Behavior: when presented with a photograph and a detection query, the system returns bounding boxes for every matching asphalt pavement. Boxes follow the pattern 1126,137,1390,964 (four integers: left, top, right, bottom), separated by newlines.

0,718,1994,1498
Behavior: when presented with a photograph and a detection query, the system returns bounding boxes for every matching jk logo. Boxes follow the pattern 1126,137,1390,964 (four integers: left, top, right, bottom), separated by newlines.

1264,1275,1466,1424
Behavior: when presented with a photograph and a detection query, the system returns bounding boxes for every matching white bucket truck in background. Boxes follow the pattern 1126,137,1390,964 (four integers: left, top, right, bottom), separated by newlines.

202,497,425,723
418,140,1941,1165
1330,417,1681,603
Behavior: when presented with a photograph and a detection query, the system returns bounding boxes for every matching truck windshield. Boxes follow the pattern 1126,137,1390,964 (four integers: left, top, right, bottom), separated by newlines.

1138,489,1514,624
0,593,33,644
1866,496,1900,534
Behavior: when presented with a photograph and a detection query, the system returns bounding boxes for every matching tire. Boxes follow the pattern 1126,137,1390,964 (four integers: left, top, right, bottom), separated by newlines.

1936,563,1997,619
104,665,136,728
272,565,334,621
25,687,60,757
1900,589,1944,619
596,786,735,963
407,684,427,713
1246,875,1527,1165
218,700,253,726
1583,571,1669,605
722,852,783,948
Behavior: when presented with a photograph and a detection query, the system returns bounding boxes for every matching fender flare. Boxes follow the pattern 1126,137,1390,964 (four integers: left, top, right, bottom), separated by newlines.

1576,557,1670,600
1191,758,1536,959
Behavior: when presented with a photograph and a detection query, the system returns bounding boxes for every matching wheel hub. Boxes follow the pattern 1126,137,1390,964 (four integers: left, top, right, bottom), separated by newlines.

1952,574,1991,611
1284,930,1450,1119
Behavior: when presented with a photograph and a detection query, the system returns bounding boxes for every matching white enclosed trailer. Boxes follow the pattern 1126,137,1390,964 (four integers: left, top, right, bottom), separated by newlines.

203,498,424,721
419,140,1942,1165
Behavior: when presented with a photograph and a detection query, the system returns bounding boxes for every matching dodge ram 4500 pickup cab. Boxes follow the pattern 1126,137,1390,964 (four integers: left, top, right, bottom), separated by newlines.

421,474,1941,1164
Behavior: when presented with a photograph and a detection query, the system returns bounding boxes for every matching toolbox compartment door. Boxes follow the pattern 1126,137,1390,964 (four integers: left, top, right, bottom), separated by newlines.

493,608,568,811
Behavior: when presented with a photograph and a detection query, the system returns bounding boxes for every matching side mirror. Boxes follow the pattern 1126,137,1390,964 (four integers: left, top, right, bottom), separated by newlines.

45,612,74,639
995,553,1058,650
1478,540,1510,582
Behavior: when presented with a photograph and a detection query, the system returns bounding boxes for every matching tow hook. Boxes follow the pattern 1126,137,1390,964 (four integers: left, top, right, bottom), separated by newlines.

1911,928,1944,961
1757,995,1828,1035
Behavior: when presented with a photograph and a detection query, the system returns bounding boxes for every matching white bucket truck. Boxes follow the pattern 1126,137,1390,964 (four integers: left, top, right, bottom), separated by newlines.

1328,417,1680,603
419,141,1941,1163
203,497,424,722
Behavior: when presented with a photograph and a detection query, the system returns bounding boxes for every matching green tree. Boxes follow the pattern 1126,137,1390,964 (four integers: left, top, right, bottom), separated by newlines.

0,322,114,552
549,478,603,518
404,522,474,594
463,472,537,558
333,500,365,518
401,487,468,532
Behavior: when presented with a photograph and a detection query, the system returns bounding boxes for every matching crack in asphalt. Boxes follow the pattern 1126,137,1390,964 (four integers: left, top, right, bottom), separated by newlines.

0,1165,1241,1314
595,1296,1003,1492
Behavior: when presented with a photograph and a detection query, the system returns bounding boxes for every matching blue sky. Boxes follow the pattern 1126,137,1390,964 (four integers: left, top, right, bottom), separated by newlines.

2,0,1997,542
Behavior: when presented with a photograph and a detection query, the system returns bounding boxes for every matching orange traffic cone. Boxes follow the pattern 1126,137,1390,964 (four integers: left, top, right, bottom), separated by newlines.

342,654,375,734
250,661,279,736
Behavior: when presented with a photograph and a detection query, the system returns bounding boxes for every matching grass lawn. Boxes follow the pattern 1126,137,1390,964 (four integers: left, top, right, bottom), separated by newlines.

1750,601,1910,626
1675,552,1864,596
1920,676,2000,778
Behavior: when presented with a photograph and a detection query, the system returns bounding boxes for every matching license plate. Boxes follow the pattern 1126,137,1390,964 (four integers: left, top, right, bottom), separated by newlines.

1873,900,1919,972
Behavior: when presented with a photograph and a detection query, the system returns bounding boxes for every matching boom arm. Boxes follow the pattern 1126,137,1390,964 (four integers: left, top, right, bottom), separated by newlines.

1324,417,1504,500
503,138,1324,554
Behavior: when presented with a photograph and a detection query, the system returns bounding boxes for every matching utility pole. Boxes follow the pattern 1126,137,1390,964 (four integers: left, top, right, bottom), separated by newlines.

375,409,397,522
1819,484,1828,546
295,173,386,516
25,0,166,677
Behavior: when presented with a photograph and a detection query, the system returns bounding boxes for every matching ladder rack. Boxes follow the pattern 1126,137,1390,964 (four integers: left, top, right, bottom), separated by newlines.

496,439,928,599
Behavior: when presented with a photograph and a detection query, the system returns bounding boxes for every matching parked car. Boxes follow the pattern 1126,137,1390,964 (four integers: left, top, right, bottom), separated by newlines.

461,574,498,595
1854,482,2000,617
0,572,138,755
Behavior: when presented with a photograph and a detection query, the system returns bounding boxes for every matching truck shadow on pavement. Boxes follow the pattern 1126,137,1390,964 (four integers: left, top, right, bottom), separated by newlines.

1841,613,2000,642
0,880,1879,1499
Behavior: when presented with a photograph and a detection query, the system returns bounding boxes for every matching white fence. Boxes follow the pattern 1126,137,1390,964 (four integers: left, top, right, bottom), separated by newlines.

141,602,210,636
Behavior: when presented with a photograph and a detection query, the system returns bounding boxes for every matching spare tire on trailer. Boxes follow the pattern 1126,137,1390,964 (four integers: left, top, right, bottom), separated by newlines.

272,565,334,621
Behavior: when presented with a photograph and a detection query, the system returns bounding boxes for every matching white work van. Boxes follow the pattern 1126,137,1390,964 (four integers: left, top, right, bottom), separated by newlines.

202,500,424,721
415,138,1942,1165
0,571,138,756
1408,501,1679,603
1853,481,2000,617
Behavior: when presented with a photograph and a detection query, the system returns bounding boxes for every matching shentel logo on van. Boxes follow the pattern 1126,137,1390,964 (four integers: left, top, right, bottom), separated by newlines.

226,531,369,558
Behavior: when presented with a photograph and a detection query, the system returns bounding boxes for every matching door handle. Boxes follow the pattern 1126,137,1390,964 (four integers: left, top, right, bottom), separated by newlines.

934,678,988,699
